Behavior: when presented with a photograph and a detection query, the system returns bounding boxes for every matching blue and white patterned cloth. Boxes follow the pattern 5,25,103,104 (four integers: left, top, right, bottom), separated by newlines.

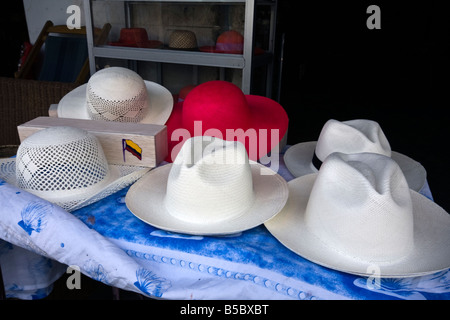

1,151,449,300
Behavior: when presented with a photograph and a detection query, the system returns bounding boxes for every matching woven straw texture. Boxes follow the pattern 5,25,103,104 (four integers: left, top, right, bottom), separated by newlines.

169,30,197,49
0,77,77,157
86,67,149,122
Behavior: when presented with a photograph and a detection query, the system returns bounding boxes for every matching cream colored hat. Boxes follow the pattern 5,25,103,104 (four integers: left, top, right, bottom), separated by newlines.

0,126,150,212
126,136,288,235
284,119,427,192
57,67,173,125
266,152,450,278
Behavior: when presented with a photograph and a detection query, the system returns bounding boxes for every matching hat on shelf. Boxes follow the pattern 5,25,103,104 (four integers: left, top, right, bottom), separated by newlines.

0,126,150,212
200,30,244,54
199,30,264,55
126,135,288,235
164,80,289,162
57,67,173,125
265,152,450,278
109,28,163,49
283,119,426,192
168,30,198,50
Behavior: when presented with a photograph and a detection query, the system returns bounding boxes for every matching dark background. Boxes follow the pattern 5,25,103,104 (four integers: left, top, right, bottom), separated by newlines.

1,1,449,211
276,1,449,211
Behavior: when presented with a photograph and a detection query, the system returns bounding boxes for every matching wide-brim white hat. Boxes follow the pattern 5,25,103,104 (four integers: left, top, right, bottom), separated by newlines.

284,141,426,192
57,68,173,125
284,119,427,192
266,153,450,278
0,126,150,212
126,136,288,235
0,160,149,212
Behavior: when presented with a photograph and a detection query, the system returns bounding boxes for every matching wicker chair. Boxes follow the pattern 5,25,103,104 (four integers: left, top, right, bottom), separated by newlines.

0,77,78,157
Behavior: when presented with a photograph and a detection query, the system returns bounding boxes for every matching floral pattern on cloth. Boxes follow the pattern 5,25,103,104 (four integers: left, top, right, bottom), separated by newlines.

0,179,171,299
0,153,448,300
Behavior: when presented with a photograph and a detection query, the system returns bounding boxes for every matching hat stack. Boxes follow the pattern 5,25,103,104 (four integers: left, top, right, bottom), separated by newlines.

284,119,426,192
264,118,450,278
265,152,450,278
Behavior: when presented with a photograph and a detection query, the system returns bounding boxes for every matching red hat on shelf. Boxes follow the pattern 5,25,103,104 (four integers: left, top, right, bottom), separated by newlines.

164,80,289,163
200,30,243,54
109,28,163,49
215,30,244,53
199,30,264,55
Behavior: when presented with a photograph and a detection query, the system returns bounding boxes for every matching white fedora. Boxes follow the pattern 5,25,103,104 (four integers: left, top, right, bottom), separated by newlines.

126,136,288,235
57,67,173,125
0,126,150,212
266,152,450,278
284,119,426,192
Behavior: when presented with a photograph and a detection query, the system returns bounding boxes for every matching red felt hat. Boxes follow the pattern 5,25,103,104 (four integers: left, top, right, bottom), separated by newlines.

165,80,289,162
199,30,243,54
109,28,163,49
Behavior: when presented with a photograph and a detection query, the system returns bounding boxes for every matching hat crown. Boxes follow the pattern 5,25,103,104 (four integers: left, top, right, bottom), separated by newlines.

165,136,255,224
86,67,149,122
182,81,251,134
304,152,414,263
119,28,149,43
216,30,244,53
16,126,110,206
169,30,197,49
315,119,392,162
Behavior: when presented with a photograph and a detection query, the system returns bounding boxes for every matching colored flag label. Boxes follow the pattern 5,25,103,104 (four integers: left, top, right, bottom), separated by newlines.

123,139,142,161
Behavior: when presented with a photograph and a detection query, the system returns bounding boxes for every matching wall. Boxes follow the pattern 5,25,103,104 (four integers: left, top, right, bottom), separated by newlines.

23,0,85,43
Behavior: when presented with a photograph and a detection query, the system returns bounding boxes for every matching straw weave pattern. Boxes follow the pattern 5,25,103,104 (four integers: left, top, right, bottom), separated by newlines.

16,127,109,194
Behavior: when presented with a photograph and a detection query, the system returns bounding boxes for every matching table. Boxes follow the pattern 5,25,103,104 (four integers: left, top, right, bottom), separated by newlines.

1,148,449,300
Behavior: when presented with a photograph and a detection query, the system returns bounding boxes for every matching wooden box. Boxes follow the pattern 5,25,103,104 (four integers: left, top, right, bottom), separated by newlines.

18,116,167,168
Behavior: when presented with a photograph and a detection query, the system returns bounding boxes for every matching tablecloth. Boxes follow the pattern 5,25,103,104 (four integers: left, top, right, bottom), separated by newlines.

1,149,449,300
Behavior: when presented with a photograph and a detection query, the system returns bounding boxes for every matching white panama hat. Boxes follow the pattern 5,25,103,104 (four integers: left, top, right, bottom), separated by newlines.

57,67,173,125
126,136,289,235
284,119,427,192
0,126,150,212
266,152,450,278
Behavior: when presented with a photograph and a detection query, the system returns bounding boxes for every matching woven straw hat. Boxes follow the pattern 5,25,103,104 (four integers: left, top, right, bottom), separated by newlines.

266,152,450,278
0,126,150,212
284,119,426,192
126,136,288,235
168,30,198,50
57,67,173,125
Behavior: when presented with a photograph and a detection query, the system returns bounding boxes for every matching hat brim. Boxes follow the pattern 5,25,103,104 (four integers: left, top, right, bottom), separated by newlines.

125,162,288,236
283,141,427,192
57,80,174,125
165,95,289,162
0,158,150,212
265,174,450,278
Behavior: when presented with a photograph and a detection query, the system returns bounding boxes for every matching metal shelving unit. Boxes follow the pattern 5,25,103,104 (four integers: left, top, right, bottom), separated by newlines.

83,0,277,96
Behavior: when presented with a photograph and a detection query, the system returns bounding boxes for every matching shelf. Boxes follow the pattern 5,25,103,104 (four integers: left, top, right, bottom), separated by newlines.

94,0,247,3
85,0,277,96
94,45,246,68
